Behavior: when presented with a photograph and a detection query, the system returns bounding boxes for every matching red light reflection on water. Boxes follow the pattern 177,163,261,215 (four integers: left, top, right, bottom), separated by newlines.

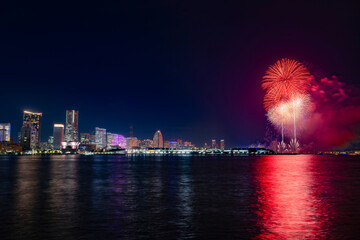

255,155,328,239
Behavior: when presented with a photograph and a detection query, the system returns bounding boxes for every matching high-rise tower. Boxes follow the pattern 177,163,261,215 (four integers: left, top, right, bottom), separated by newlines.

65,110,79,142
53,124,64,149
153,130,163,148
0,123,11,142
220,139,225,150
22,111,42,148
95,127,106,149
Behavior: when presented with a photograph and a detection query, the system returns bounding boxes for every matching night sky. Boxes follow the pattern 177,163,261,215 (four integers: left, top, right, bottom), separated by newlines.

1,0,359,146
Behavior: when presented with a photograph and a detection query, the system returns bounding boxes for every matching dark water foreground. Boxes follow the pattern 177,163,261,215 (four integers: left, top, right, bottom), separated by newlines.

1,155,360,239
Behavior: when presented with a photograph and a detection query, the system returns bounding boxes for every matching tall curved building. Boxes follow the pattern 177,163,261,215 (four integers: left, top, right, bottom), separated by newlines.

153,130,163,148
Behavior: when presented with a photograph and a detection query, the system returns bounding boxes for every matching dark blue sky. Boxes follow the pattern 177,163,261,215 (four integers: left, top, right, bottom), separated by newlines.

1,0,359,146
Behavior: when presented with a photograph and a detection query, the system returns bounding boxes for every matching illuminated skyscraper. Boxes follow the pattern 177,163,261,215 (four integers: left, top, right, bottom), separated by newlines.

220,139,225,150
65,110,79,142
0,123,11,142
95,127,106,149
153,130,163,148
20,126,37,150
22,111,42,148
53,124,64,149
212,139,217,149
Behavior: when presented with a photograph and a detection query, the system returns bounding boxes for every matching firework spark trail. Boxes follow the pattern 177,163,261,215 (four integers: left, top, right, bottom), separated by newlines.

267,94,311,133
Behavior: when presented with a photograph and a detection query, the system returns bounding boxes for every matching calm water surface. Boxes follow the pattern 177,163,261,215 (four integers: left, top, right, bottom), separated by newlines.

0,155,360,239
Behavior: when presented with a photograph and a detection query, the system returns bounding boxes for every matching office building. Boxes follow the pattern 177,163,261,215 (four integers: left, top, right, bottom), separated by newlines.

22,111,42,148
0,123,11,142
169,141,177,148
65,110,79,142
126,137,139,149
153,130,163,148
212,139,217,149
80,133,91,145
138,139,153,148
220,139,225,150
95,127,106,149
53,124,64,149
20,126,37,150
177,139,183,149
48,136,54,149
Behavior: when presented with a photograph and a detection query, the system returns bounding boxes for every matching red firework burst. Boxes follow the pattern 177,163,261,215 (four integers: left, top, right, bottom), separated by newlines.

262,58,311,111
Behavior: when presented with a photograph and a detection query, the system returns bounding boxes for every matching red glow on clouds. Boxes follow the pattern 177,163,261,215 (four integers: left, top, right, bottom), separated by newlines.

303,76,360,150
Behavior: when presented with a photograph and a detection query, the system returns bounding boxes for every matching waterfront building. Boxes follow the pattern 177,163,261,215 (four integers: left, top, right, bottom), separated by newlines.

95,127,106,149
153,130,163,148
0,123,11,142
126,137,139,149
138,139,154,148
106,133,115,149
177,139,183,149
204,142,208,149
183,141,194,149
107,133,126,149
20,125,37,150
22,111,42,148
53,124,64,149
164,140,169,148
211,139,217,149
80,133,91,145
40,142,52,151
169,141,177,149
220,139,225,150
65,110,79,142
48,136,54,149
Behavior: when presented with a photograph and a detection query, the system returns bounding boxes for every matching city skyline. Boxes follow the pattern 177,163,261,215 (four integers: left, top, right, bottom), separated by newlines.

1,1,359,150
3,109,227,149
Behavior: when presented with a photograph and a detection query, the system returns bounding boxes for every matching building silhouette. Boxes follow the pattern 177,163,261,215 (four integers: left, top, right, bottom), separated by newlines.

65,110,79,142
0,123,11,143
22,111,42,149
220,139,225,150
211,139,217,149
153,130,163,148
20,125,37,150
53,124,64,149
95,127,106,149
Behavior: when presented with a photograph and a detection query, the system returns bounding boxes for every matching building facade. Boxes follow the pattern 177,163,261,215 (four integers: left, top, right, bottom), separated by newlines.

80,133,91,145
0,123,11,142
153,130,163,148
95,127,106,150
20,126,37,150
211,139,217,149
107,133,126,149
65,110,79,142
53,124,64,149
22,111,42,148
220,139,225,150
